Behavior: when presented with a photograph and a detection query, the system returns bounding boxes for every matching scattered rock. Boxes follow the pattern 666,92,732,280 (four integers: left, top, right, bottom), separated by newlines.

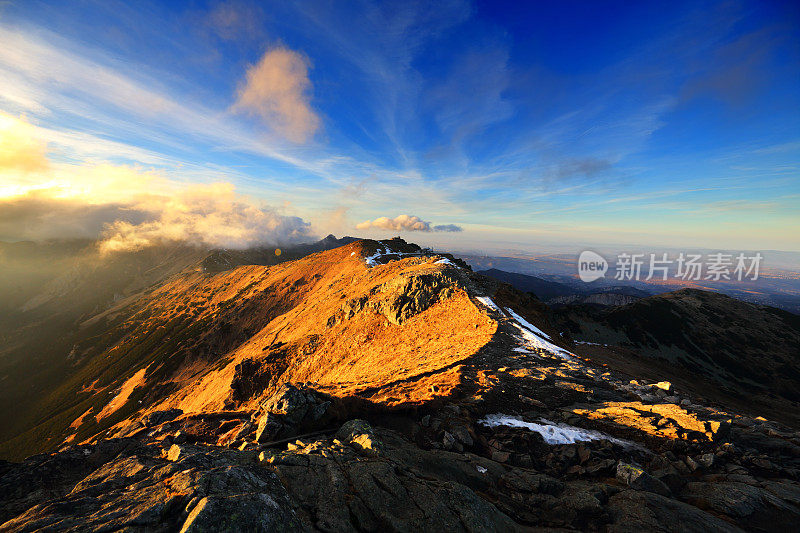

336,419,381,455
167,444,183,462
698,453,715,468
336,419,373,441
492,450,511,463
143,408,183,427
450,425,474,447
442,431,456,450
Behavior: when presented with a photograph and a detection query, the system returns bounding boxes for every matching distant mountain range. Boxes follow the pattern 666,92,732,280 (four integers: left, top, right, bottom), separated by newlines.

478,268,652,307
469,253,800,314
476,268,576,300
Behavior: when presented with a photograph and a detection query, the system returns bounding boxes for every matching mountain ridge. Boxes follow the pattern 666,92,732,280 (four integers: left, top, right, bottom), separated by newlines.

2,239,800,531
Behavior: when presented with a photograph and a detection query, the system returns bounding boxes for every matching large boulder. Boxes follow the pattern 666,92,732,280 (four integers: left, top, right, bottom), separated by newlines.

0,442,300,532
607,490,744,533
681,481,800,531
335,419,381,455
616,462,671,497
180,493,297,532
265,427,520,532
254,383,333,443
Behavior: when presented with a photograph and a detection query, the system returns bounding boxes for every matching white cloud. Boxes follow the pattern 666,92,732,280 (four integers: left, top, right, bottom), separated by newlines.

0,25,334,177
355,214,462,232
99,183,311,253
234,47,320,143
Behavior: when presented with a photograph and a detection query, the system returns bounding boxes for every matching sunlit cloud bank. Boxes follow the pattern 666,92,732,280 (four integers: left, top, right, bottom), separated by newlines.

98,183,310,254
0,112,312,252
356,214,462,232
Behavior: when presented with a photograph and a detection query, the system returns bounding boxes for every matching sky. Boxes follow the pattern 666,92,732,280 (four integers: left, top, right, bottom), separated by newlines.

0,0,798,254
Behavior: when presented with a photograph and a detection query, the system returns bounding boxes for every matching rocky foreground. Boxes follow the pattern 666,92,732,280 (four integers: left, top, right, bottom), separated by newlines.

1,239,799,531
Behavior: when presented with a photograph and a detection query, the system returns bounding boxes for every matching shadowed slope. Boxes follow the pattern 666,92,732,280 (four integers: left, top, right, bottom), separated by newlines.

555,288,800,425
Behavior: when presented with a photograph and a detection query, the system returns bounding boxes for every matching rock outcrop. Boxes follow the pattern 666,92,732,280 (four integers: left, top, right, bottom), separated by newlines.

253,383,334,443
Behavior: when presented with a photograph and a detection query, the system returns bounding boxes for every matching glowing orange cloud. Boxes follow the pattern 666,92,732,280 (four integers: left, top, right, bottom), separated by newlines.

355,215,462,232
0,112,311,249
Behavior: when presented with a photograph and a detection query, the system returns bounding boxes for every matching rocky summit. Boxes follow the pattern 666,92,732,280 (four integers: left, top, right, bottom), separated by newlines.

1,238,800,532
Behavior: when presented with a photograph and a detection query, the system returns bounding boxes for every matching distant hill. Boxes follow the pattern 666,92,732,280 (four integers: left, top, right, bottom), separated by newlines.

200,234,358,272
479,268,651,306
477,268,574,300
548,285,651,307
553,288,800,422
606,289,800,399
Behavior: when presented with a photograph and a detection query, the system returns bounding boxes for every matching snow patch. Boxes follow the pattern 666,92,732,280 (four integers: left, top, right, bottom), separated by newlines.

476,465,488,474
476,296,505,315
505,307,573,360
434,257,455,266
506,308,552,340
364,248,385,267
478,414,636,447
363,246,414,267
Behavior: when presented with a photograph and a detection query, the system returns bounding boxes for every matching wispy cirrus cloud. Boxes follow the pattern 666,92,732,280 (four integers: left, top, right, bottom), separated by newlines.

0,25,336,178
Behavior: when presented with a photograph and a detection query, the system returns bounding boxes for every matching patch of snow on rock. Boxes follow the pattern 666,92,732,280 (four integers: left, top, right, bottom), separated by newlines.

505,307,573,359
476,296,505,315
434,258,455,266
363,246,416,267
364,247,394,267
505,308,553,339
479,414,636,447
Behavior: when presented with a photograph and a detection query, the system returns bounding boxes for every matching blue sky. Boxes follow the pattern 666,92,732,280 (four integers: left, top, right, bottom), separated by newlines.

0,0,798,253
